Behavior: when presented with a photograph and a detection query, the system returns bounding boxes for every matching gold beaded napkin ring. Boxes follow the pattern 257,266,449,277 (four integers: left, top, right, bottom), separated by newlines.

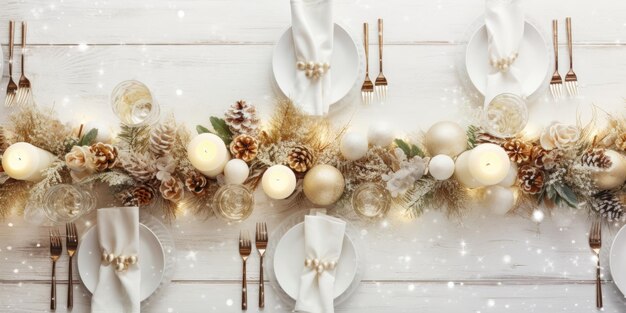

489,52,519,72
296,61,330,79
102,250,139,272
304,257,337,275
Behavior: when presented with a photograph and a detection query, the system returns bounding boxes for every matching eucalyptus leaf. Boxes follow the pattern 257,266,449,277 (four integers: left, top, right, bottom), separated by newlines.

410,144,425,158
196,125,211,134
210,116,233,144
77,128,98,146
555,184,578,208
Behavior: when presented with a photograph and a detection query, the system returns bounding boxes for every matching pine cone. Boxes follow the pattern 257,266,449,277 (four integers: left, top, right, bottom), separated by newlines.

88,143,118,171
581,148,613,169
592,190,624,221
185,172,209,195
149,122,176,158
476,132,505,145
224,100,259,136
518,165,545,194
503,139,531,164
0,126,7,154
615,134,626,152
160,176,184,202
122,152,157,182
120,185,155,207
230,134,258,162
287,145,315,173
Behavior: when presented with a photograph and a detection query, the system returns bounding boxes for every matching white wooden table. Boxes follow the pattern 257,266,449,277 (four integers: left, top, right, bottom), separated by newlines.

2,0,626,312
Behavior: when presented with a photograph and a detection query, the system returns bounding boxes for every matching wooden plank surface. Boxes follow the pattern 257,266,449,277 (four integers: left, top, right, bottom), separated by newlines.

1,0,626,312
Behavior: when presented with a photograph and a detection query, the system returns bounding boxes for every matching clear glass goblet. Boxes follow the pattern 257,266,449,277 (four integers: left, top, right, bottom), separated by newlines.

351,182,391,218
213,184,254,221
482,93,528,138
43,184,97,224
111,80,160,127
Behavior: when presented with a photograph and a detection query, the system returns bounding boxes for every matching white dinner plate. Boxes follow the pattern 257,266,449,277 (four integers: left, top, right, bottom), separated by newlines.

77,223,166,301
611,224,626,295
273,222,358,300
465,20,550,97
272,24,362,106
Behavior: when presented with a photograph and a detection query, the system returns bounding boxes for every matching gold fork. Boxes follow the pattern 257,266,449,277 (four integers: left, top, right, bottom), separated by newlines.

361,23,374,105
49,228,63,311
564,17,579,97
374,18,388,103
4,21,17,107
549,19,563,100
589,218,602,308
16,21,33,107
255,222,268,308
239,230,252,310
66,222,78,309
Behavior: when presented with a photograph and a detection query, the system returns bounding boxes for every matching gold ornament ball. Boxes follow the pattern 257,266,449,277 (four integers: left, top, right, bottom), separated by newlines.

593,150,626,190
424,121,468,157
303,164,345,206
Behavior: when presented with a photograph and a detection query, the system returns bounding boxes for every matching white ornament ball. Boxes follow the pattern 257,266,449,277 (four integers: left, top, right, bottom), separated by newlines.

367,122,395,147
483,186,515,215
498,162,518,187
428,155,455,180
340,132,369,161
303,164,345,206
424,121,468,157
223,159,249,185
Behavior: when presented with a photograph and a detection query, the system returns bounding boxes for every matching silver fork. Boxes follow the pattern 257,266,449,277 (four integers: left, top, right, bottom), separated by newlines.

239,230,252,310
255,222,268,308
4,21,17,107
549,19,563,100
49,229,63,311
66,222,78,309
374,18,388,103
564,17,579,97
361,23,374,105
589,218,603,308
16,22,33,107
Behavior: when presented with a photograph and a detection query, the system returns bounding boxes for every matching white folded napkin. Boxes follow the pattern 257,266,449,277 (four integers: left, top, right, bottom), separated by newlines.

484,0,524,105
295,213,346,313
91,207,140,313
290,0,334,116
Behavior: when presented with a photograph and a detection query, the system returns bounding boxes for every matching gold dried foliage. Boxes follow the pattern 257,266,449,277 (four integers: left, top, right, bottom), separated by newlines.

429,179,470,218
0,180,32,218
8,105,73,156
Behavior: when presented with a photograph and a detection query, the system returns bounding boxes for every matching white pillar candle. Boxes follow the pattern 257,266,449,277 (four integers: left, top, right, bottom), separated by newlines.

454,150,484,188
2,142,57,181
224,159,249,185
261,165,297,200
187,133,230,178
468,143,511,186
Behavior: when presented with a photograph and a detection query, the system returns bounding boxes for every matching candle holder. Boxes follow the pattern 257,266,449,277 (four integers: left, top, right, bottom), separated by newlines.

482,93,528,138
351,182,391,219
212,184,254,221
43,184,97,224
111,80,160,127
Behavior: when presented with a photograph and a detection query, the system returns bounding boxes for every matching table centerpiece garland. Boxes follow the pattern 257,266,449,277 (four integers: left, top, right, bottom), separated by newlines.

0,98,625,224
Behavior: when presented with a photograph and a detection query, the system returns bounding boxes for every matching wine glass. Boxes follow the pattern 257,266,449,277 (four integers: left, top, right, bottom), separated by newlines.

351,182,391,218
111,80,160,127
213,184,254,221
482,93,528,138
43,184,96,224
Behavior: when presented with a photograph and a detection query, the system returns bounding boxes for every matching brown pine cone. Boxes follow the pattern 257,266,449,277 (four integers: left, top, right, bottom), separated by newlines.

88,143,118,171
149,121,176,158
503,139,531,164
185,172,209,195
122,152,157,182
475,132,505,145
287,145,315,173
530,146,551,169
581,148,613,169
224,100,259,136
230,134,258,162
518,165,545,194
0,126,7,154
120,185,155,207
160,176,184,202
